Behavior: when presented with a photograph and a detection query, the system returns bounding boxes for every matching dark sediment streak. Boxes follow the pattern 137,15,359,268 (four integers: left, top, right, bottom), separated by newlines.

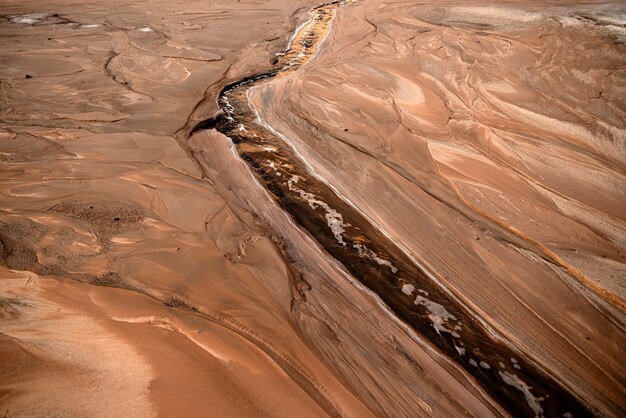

191,2,595,416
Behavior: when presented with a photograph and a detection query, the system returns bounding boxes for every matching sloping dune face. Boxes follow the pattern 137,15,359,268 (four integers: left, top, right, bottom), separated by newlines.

1,0,625,417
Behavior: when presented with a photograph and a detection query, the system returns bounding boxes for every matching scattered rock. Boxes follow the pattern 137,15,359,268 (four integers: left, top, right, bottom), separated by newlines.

163,297,196,311
48,200,144,238
0,219,44,270
90,272,126,288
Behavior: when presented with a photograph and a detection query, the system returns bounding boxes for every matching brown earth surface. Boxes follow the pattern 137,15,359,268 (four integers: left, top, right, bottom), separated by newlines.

1,0,625,417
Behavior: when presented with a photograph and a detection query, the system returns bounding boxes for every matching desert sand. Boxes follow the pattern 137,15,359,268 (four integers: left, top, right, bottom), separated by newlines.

1,0,625,417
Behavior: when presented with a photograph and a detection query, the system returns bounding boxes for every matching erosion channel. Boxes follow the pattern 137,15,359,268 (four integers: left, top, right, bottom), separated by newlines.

191,1,593,416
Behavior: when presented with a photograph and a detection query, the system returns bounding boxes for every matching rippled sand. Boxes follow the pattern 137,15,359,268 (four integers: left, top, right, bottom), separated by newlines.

1,0,625,417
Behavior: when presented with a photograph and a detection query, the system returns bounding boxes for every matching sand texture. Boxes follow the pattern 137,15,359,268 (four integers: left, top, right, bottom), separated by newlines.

1,0,625,417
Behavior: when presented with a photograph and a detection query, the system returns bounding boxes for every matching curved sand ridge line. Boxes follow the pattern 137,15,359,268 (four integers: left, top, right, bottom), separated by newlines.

191,1,604,417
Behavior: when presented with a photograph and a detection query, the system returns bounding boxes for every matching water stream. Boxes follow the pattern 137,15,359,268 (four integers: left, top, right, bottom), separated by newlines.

192,1,593,416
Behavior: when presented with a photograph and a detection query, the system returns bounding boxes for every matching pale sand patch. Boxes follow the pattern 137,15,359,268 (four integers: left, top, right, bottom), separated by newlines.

0,271,156,417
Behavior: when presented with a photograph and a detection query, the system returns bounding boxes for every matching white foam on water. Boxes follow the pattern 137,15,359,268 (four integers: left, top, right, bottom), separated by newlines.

287,180,350,246
325,209,349,244
287,175,300,186
413,294,458,336
267,160,282,176
222,96,234,115
499,371,545,418
373,254,398,273
9,13,52,25
284,171,399,272
353,243,398,273
12,17,39,24
401,284,415,295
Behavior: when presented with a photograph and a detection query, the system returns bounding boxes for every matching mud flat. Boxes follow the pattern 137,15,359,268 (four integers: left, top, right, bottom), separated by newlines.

1,0,625,417
191,0,620,416
234,0,626,416
0,1,371,416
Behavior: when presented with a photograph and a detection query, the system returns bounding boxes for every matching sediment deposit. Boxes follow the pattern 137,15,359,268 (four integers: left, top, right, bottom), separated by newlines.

1,0,625,417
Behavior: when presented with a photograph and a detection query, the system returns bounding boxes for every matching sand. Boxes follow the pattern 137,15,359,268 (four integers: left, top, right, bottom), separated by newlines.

1,0,625,416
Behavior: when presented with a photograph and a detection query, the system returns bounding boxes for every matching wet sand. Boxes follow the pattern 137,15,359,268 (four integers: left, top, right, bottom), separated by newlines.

191,1,596,415
1,0,625,417
244,1,626,415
